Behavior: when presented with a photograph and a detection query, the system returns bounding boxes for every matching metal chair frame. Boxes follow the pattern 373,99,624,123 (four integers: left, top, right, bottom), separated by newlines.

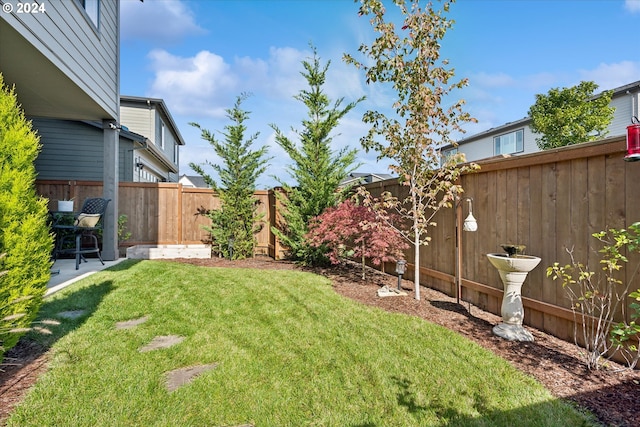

52,198,111,270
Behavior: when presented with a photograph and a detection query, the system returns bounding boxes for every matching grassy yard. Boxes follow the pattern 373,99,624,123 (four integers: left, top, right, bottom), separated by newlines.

7,260,596,426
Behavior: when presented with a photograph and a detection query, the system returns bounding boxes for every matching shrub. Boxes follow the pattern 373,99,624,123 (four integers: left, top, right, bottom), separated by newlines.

0,73,53,362
547,223,640,370
306,199,408,279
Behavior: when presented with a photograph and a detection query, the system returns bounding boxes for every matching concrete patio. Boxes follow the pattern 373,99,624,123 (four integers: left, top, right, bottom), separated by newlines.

46,257,127,297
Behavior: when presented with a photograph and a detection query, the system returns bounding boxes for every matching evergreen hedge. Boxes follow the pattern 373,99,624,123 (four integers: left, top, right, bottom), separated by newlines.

0,73,53,362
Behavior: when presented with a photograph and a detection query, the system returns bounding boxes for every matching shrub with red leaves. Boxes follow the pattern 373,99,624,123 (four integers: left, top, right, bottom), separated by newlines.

306,200,408,279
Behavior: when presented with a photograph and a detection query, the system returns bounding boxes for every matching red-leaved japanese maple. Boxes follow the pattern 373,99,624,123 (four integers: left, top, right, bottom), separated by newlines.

306,199,408,279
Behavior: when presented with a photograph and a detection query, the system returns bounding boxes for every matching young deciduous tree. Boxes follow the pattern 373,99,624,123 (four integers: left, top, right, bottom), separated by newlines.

344,0,478,299
0,74,53,362
190,94,270,259
271,47,365,265
528,81,614,150
306,199,408,279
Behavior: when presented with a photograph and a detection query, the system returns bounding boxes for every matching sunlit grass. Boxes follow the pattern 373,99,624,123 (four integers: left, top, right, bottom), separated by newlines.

8,260,597,426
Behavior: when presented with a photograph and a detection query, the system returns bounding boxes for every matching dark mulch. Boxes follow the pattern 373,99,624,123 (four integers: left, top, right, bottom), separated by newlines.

1,257,638,426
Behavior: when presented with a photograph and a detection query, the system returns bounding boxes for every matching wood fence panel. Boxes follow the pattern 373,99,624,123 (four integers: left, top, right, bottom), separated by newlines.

35,136,640,347
540,162,558,335
527,165,544,330
180,187,218,245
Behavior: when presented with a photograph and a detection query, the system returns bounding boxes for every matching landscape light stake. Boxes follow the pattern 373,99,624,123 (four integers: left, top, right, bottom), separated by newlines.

395,259,406,291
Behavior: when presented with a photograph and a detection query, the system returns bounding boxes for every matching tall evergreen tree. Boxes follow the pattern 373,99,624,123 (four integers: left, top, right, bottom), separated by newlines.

270,47,365,265
190,94,270,259
0,73,53,362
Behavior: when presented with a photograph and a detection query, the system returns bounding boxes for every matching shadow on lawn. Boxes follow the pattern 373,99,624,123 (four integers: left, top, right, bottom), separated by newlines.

0,261,142,390
345,375,600,427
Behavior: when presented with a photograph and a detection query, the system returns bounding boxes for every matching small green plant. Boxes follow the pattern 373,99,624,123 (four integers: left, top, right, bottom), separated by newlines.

117,214,132,243
611,289,640,369
547,223,640,370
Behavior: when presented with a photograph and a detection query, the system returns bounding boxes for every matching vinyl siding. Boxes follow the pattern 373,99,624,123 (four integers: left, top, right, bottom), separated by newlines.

456,86,640,163
1,0,119,118
33,118,132,182
121,103,154,140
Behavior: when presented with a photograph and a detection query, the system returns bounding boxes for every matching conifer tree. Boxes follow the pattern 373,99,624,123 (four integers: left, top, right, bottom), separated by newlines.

190,94,270,259
271,47,364,265
0,74,53,362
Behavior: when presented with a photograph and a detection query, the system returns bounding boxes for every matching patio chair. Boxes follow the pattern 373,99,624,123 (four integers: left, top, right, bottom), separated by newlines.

52,198,111,270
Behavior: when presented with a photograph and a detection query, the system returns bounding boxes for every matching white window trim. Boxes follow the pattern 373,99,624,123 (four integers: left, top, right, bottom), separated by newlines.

494,129,524,156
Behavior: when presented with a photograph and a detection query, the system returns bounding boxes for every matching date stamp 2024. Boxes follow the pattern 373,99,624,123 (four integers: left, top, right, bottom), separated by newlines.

2,2,47,15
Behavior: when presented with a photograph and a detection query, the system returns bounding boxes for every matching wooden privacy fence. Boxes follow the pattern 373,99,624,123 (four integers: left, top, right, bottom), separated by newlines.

36,181,277,257
366,135,640,345
36,135,640,346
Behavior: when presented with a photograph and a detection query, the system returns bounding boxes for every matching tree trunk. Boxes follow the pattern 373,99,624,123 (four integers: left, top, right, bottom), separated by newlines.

414,214,420,300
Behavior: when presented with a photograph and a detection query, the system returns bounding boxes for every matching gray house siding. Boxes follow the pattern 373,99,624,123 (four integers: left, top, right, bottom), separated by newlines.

120,102,153,140
33,118,132,182
452,81,640,163
0,0,119,120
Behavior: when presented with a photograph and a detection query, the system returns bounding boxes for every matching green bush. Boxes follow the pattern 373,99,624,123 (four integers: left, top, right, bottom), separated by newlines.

0,73,53,362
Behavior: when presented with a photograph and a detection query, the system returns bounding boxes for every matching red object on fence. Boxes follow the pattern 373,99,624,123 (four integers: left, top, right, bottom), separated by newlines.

625,118,640,162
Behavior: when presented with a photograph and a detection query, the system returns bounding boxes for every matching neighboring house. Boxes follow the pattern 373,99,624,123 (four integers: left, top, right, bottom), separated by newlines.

340,172,395,187
179,175,211,188
120,96,186,183
442,80,640,163
33,96,184,183
0,0,121,260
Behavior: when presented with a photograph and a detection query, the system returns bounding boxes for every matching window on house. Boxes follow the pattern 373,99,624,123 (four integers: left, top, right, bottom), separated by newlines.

174,143,179,164
494,129,524,155
160,121,165,150
78,0,100,28
440,147,458,167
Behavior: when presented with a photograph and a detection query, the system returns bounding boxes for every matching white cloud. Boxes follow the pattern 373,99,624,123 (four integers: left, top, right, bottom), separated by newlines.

148,49,237,118
578,61,640,90
625,0,640,13
121,0,206,43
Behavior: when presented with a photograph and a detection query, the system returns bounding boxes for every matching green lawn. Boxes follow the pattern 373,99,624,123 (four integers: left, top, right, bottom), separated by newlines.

8,260,596,426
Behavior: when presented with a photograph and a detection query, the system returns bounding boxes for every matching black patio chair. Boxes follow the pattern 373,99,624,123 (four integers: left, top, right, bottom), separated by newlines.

52,198,111,270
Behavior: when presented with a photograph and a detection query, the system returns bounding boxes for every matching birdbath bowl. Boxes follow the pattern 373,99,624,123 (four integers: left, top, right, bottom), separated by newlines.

487,253,541,342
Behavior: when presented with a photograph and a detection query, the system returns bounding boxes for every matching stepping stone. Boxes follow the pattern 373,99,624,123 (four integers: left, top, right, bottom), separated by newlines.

115,316,149,330
165,363,218,392
139,335,184,353
56,309,86,319
377,285,407,297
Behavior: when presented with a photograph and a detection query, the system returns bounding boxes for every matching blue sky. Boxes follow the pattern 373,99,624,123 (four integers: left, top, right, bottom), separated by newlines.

120,0,640,188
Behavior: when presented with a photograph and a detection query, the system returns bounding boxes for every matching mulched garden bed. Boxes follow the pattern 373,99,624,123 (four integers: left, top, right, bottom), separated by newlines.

1,257,638,426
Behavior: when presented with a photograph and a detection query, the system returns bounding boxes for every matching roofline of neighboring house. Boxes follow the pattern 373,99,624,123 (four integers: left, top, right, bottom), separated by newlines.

134,138,178,174
120,95,187,146
82,120,178,173
444,79,640,150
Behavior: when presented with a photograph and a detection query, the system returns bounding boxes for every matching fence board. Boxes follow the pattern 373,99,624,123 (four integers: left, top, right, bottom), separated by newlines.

35,135,640,348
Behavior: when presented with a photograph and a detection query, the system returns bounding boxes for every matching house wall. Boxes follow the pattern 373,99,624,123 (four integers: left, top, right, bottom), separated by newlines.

120,102,154,142
0,0,119,119
33,118,132,182
457,86,640,163
120,100,181,175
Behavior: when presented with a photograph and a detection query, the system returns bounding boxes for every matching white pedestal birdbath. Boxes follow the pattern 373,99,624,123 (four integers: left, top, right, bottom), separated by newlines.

486,252,541,342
